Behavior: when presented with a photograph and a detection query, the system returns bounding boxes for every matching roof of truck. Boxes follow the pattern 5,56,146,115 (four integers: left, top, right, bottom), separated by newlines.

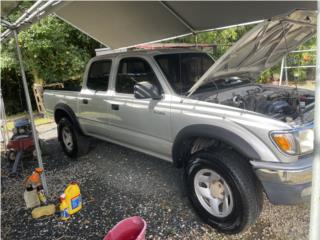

91,48,204,61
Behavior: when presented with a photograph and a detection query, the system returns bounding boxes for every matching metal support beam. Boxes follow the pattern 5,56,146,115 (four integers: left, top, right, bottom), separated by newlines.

0,89,9,152
279,57,285,86
12,30,48,194
0,19,13,28
309,0,320,239
160,1,196,35
284,65,317,69
1,0,58,43
284,56,289,86
290,49,317,53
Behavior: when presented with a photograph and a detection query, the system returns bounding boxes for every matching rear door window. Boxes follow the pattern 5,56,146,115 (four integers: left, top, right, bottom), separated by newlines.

87,60,112,91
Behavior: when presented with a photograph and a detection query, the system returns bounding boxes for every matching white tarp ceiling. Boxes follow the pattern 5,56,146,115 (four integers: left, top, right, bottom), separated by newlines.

1,1,20,17
54,1,317,49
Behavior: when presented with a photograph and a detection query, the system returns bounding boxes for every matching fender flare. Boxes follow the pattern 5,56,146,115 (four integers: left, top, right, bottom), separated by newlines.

54,103,84,135
172,124,261,168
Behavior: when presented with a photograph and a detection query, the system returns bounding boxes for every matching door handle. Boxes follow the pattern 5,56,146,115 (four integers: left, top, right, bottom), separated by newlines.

82,99,89,104
111,104,119,110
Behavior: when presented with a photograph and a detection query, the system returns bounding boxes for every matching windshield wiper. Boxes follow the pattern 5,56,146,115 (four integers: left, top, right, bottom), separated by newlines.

195,81,220,93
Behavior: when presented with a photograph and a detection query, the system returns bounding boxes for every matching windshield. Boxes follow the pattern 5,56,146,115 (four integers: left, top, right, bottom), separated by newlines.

155,53,214,95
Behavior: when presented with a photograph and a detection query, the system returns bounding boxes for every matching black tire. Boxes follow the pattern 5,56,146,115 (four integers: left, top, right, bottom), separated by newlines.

185,150,263,234
6,150,16,162
58,117,89,158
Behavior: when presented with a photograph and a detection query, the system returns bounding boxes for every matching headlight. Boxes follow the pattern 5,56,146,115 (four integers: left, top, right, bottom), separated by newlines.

297,128,314,154
271,125,314,155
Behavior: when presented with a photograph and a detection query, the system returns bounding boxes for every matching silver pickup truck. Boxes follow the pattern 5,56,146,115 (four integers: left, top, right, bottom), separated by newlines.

44,10,316,233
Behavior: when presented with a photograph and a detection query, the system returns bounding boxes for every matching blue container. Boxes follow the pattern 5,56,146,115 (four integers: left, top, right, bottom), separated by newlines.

14,118,30,128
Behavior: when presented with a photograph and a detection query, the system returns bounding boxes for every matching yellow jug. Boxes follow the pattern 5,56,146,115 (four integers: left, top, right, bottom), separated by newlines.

59,194,70,220
64,182,82,215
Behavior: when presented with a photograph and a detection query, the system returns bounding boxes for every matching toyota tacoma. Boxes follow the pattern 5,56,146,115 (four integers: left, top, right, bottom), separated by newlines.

44,10,316,233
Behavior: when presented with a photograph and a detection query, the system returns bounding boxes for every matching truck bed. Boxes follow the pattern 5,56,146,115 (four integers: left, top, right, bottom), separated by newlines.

43,90,80,116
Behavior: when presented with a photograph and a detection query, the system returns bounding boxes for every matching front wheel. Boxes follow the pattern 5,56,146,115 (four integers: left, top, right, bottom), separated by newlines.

185,150,263,234
58,117,89,158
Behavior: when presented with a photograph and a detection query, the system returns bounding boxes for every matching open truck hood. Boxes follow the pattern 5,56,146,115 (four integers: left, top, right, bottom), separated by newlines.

188,10,317,95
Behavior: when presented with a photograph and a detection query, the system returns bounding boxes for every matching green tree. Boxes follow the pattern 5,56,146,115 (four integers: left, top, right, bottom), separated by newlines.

168,24,316,84
1,15,100,84
168,25,253,59
1,2,101,114
258,36,316,84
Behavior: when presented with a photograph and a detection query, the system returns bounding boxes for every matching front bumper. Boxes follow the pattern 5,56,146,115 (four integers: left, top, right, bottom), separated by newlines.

251,154,313,205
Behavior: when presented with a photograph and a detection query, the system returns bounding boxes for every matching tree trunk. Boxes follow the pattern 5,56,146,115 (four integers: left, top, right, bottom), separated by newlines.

31,67,43,84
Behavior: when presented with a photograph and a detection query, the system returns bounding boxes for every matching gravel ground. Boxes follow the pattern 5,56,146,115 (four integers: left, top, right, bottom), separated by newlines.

1,123,310,240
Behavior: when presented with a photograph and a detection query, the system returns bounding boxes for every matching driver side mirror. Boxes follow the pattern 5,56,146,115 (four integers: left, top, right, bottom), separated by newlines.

134,82,161,100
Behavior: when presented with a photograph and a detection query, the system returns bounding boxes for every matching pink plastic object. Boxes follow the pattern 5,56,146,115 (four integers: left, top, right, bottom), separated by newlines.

103,216,147,240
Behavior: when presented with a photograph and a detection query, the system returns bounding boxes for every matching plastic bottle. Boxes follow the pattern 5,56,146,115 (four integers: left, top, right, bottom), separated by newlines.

64,182,82,215
59,194,70,220
37,185,47,204
27,168,43,188
24,185,40,209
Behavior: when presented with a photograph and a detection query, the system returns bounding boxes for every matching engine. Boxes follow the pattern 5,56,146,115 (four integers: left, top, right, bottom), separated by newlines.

202,85,315,122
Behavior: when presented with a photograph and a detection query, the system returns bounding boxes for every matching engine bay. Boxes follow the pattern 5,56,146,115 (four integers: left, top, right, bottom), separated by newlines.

194,83,315,123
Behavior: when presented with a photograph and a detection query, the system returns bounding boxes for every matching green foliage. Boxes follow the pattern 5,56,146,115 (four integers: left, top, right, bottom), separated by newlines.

258,65,280,84
258,36,316,84
1,15,100,84
167,25,253,59
290,37,316,81
170,25,316,84
1,3,100,115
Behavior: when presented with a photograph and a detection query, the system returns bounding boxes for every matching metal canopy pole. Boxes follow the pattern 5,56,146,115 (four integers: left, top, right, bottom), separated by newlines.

279,57,285,86
284,56,289,86
0,89,9,152
12,29,48,194
309,1,320,239
159,1,196,34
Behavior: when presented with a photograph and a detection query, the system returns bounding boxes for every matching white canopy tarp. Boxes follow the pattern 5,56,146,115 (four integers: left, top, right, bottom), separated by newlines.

54,1,317,49
1,0,20,17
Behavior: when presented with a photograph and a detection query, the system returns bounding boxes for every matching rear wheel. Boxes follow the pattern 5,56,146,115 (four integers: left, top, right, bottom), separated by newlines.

7,150,16,162
185,150,263,234
58,117,89,158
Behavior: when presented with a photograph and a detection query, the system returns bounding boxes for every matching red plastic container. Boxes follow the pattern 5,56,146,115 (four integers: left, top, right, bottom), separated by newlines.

103,216,147,240
7,136,34,151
